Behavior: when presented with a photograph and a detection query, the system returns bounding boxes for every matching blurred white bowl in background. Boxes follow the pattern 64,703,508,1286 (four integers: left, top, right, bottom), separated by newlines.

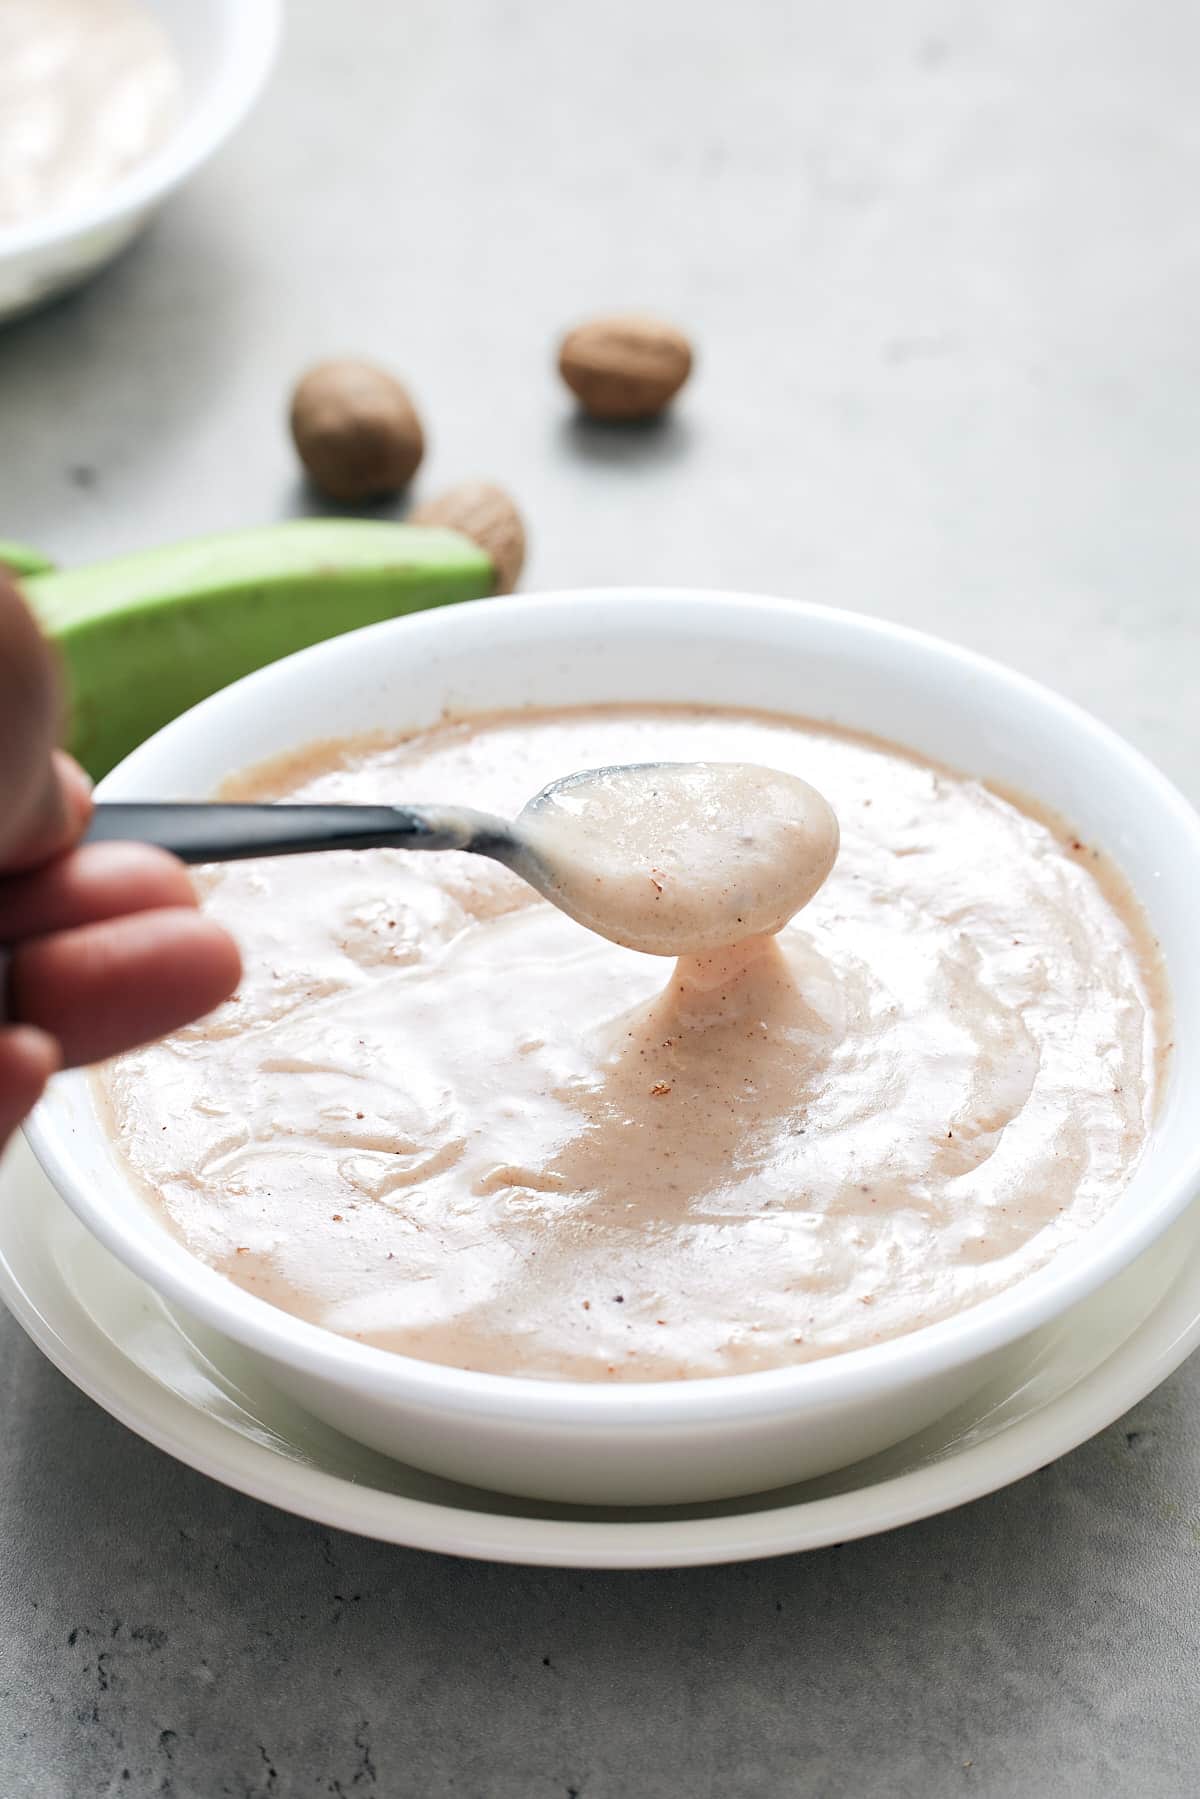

0,0,282,324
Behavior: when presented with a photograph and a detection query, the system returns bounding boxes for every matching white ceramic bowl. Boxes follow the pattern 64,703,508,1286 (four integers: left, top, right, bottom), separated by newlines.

0,0,281,323
25,592,1200,1505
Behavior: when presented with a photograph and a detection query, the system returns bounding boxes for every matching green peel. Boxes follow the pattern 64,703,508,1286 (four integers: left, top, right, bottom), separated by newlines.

25,519,496,780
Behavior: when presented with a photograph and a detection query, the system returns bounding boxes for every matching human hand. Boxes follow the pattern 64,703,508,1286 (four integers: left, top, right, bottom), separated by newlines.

0,571,241,1150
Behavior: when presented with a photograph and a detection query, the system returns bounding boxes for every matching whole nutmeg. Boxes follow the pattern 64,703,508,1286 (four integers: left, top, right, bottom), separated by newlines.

289,358,425,501
558,313,693,421
409,481,526,594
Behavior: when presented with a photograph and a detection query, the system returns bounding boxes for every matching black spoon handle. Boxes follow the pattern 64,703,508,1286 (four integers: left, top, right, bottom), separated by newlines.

83,802,501,865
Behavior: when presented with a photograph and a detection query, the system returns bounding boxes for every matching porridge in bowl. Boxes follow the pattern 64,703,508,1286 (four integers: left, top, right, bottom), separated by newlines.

99,704,1167,1381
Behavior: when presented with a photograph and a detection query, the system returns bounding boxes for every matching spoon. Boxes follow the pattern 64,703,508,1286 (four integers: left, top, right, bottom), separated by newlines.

84,761,839,958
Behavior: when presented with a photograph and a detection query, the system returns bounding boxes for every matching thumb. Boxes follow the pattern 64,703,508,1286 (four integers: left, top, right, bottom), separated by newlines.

0,571,67,868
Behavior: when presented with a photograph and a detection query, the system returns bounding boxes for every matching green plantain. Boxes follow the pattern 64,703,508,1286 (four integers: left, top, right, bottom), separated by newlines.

24,519,497,779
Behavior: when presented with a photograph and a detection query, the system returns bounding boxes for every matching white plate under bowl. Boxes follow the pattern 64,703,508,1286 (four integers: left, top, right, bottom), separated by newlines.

3,1138,1198,1569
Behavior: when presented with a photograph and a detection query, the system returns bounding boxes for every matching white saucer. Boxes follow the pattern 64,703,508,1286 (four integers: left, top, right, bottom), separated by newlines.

3,1138,1199,1569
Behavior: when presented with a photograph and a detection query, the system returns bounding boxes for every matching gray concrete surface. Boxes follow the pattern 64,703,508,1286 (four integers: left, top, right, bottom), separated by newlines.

3,1,1200,1792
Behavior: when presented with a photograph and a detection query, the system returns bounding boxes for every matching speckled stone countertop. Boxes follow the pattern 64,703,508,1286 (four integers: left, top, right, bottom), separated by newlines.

3,3,1199,1793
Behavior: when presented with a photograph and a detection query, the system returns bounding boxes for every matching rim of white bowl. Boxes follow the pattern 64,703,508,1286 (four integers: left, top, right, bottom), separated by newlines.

25,589,1200,1428
0,0,283,259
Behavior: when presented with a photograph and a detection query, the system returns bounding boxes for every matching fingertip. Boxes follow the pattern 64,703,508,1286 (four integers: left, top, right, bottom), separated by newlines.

146,913,242,1045
2,1023,62,1082
2,750,94,873
8,908,243,1066
79,840,201,912
54,751,94,833
0,840,203,942
195,917,243,1009
0,1025,62,1149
